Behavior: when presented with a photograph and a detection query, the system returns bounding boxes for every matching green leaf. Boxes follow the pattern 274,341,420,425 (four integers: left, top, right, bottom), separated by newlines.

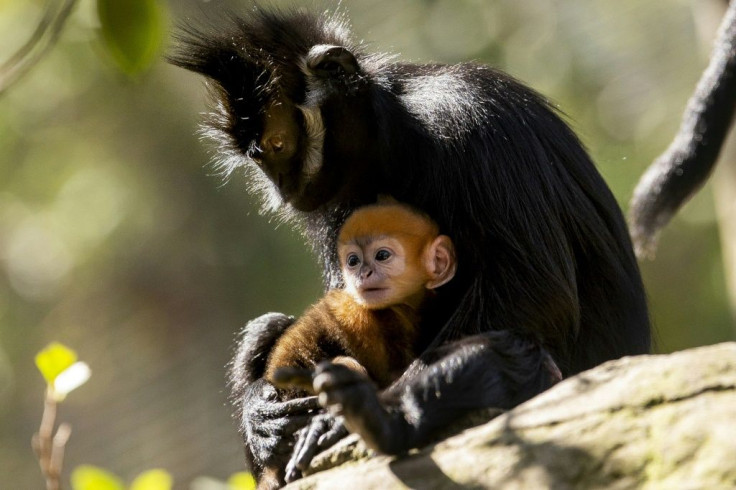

71,465,125,490
227,472,256,490
35,342,77,385
97,0,167,77
130,469,173,490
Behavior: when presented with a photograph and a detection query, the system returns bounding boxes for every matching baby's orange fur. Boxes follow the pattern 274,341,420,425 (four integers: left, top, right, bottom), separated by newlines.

264,289,420,389
264,202,455,393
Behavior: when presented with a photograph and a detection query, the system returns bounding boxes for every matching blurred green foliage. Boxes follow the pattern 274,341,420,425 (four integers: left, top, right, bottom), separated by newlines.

97,0,167,76
1,0,735,488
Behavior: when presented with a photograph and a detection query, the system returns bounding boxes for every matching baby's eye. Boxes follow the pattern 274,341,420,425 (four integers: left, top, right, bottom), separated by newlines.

347,254,360,267
375,250,391,261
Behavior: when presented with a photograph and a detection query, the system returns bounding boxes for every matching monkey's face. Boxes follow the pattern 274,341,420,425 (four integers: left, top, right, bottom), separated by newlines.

339,236,428,310
247,44,377,212
170,13,384,213
248,95,317,210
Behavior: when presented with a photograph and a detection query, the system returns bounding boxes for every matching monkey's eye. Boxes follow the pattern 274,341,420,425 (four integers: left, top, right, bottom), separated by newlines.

347,254,360,267
375,250,391,262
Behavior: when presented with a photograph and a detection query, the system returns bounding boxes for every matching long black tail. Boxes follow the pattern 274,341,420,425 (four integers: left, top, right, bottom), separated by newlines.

629,2,736,257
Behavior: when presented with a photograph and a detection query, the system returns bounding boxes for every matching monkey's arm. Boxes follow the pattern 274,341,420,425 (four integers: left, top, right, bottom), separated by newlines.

228,313,320,477
286,330,559,478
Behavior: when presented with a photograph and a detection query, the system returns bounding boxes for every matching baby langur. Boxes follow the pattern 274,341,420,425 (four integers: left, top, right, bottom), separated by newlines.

264,202,457,396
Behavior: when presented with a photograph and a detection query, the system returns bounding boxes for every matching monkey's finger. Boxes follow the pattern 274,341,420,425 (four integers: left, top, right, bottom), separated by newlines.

293,418,329,470
281,414,315,435
271,366,315,392
284,425,308,483
284,458,302,483
317,421,348,449
269,395,319,417
313,365,363,393
287,426,309,470
318,384,366,409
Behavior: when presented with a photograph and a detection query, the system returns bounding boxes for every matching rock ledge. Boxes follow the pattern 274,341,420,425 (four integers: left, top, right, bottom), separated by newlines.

287,342,736,489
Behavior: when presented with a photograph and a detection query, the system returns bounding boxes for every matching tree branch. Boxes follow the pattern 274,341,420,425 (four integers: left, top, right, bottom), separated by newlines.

0,0,78,95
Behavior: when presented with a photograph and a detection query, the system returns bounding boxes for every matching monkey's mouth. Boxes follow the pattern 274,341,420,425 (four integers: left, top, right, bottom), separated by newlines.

358,287,391,307
284,182,333,212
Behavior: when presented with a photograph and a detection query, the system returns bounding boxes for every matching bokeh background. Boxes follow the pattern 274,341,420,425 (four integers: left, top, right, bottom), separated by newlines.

2,0,736,487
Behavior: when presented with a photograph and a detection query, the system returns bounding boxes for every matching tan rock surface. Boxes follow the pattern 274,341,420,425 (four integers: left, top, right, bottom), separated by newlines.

286,343,736,489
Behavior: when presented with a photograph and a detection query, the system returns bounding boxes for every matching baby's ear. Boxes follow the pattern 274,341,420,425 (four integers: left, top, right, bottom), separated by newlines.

424,235,457,289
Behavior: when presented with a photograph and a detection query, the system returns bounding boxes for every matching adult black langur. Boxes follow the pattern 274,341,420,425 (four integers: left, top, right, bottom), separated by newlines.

630,1,736,257
169,6,651,485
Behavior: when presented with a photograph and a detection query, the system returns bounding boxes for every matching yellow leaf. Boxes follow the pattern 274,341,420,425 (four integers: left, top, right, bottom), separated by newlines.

130,469,173,490
71,465,124,490
228,472,256,490
35,342,77,385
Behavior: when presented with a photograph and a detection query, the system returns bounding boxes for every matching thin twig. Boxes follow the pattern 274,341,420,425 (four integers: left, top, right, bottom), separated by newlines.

0,0,79,95
50,423,72,485
38,392,58,474
32,390,71,490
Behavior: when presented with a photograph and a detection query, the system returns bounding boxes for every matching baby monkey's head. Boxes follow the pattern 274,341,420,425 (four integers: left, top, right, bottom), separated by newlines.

337,203,456,310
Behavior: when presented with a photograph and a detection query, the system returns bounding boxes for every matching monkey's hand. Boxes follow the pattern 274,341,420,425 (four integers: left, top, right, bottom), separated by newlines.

284,362,410,482
230,313,320,476
241,379,320,472
284,411,348,483
312,362,410,454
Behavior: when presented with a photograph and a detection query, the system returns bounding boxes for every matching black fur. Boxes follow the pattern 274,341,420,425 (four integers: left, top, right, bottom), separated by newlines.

170,7,650,482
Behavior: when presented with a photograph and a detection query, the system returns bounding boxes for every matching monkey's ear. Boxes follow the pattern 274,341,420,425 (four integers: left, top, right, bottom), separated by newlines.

306,44,359,77
425,235,457,289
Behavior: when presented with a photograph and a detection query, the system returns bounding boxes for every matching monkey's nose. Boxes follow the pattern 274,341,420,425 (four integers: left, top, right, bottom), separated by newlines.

268,135,284,153
262,134,285,154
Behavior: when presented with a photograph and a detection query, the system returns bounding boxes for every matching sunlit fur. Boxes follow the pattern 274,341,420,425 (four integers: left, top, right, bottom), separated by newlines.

296,104,325,178
264,289,420,390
